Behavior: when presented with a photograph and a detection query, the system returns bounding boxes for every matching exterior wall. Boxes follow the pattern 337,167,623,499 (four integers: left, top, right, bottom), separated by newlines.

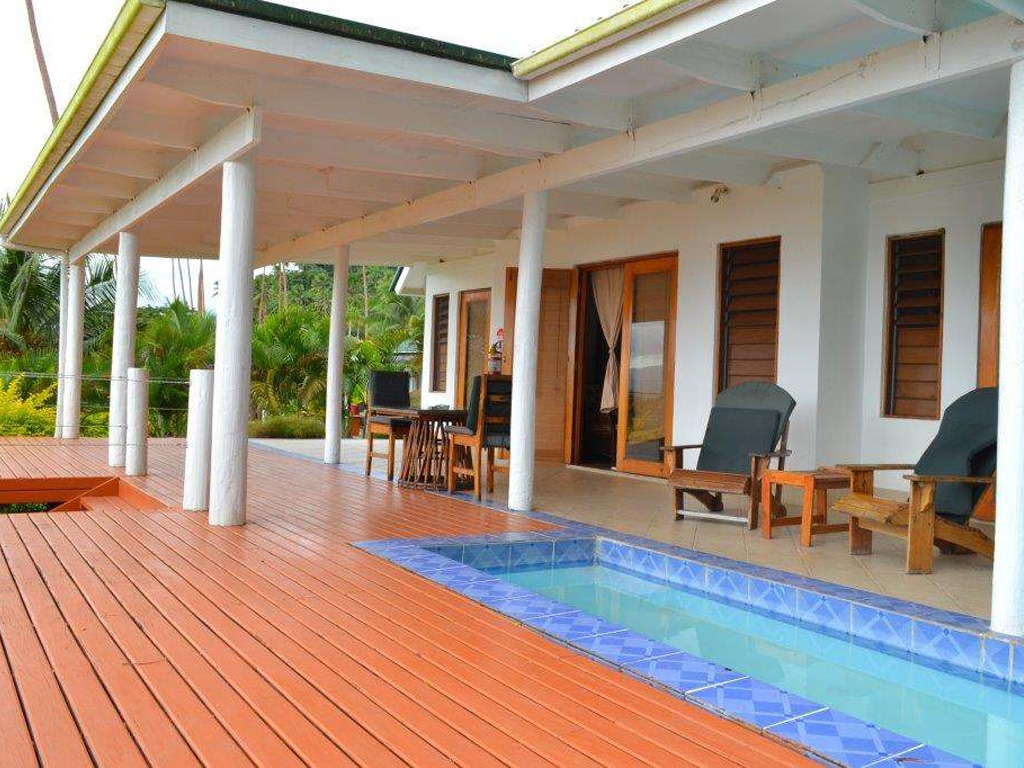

860,161,1003,490
423,165,828,469
417,159,1002,488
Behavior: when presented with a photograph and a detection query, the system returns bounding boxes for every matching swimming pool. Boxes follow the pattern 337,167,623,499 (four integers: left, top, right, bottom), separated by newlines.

359,532,1024,767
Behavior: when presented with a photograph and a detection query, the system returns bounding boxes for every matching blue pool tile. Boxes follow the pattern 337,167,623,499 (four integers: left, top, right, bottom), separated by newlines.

664,557,706,591
554,537,595,566
912,622,982,673
524,610,624,641
627,651,745,694
852,606,912,652
463,543,510,571
748,578,797,618
388,550,460,572
509,540,554,570
569,630,678,666
629,548,668,580
421,543,465,562
487,594,577,621
768,708,921,768
428,565,498,587
982,638,1011,681
689,677,823,729
798,590,852,634
598,539,629,568
1013,642,1024,687
705,568,748,603
867,743,981,767
452,578,533,605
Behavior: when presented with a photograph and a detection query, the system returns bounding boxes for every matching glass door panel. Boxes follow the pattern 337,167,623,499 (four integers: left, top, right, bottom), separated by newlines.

456,289,491,407
616,257,676,476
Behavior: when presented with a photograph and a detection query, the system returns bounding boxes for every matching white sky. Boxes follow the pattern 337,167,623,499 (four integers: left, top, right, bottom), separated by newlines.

2,0,625,310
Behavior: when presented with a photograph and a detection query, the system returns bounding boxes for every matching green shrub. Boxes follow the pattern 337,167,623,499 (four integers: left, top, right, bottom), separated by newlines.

248,414,325,439
0,378,56,436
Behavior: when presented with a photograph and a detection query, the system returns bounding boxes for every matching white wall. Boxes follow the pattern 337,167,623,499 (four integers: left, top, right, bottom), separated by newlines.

422,165,830,469
419,160,1002,483
860,161,1003,490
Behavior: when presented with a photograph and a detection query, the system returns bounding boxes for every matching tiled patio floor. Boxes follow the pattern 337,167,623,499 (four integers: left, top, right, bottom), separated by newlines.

258,438,995,619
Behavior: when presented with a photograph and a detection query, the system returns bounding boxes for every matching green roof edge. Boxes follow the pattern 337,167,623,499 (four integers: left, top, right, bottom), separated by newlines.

176,0,515,71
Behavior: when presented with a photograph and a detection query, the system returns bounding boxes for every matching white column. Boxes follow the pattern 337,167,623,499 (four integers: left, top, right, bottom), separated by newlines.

54,255,68,437
209,152,257,526
125,367,148,476
108,231,140,466
183,369,214,511
507,190,548,512
324,245,350,464
992,59,1024,636
61,257,86,439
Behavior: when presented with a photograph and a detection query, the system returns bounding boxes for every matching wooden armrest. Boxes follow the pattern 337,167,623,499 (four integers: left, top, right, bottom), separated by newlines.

836,463,915,471
904,474,995,485
661,444,703,452
754,449,791,459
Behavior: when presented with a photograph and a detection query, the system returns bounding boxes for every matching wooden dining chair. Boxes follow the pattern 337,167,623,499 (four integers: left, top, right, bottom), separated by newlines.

445,374,512,499
364,370,411,481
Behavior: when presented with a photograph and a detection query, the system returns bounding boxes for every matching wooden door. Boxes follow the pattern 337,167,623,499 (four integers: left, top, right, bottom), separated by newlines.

978,223,1001,387
504,268,574,461
616,255,677,476
976,223,1001,521
456,289,491,407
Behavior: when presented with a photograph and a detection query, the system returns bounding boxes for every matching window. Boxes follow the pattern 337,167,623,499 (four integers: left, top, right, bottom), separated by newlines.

430,294,450,392
884,232,944,418
717,238,781,392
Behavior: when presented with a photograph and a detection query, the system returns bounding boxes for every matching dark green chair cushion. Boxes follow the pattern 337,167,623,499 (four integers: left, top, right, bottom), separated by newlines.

696,407,780,475
463,375,512,442
369,370,410,409
714,382,795,448
915,387,998,522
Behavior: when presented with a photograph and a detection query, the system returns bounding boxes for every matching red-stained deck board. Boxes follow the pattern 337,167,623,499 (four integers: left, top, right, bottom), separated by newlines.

0,438,814,767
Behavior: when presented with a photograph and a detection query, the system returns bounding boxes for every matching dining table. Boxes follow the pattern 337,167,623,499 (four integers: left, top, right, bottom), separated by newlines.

371,407,468,490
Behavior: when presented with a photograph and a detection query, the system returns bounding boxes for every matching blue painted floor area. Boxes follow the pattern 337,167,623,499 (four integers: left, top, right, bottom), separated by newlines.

502,563,1024,767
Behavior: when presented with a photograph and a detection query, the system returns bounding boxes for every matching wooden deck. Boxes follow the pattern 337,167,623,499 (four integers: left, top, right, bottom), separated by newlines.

0,438,811,767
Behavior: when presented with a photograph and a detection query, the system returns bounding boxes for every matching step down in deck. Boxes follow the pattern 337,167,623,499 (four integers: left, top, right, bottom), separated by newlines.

0,476,163,512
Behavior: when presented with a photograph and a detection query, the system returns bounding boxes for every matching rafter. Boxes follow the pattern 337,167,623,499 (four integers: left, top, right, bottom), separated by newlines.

258,13,1024,263
734,129,920,176
145,59,571,156
653,40,759,90
69,107,262,261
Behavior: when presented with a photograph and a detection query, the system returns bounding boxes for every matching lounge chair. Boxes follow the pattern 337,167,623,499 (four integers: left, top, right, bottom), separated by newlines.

445,374,511,499
833,387,996,574
364,370,411,481
665,382,795,529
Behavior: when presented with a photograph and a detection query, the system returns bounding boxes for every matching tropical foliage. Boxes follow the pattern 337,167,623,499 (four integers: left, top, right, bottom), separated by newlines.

0,235,424,438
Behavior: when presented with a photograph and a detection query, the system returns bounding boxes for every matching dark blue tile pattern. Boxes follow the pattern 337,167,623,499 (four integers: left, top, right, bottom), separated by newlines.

689,676,824,729
767,708,921,768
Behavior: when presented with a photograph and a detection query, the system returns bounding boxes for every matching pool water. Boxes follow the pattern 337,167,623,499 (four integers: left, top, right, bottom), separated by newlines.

501,564,1024,766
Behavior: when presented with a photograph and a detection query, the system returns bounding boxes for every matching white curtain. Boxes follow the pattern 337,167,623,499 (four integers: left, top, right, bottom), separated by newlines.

591,267,625,412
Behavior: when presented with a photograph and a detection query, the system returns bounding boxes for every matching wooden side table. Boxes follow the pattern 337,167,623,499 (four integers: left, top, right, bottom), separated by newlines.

761,467,850,546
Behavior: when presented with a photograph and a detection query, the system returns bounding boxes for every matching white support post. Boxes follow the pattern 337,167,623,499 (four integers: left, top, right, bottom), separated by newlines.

183,369,214,511
507,191,548,512
324,245,350,464
125,367,148,476
54,254,68,437
991,59,1024,636
209,151,257,526
108,231,140,466
61,257,86,439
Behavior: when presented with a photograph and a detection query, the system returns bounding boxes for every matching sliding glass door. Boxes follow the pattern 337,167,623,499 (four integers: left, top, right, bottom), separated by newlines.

615,256,676,476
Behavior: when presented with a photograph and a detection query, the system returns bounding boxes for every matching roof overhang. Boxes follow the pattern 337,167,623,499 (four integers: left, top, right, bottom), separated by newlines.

2,0,1016,268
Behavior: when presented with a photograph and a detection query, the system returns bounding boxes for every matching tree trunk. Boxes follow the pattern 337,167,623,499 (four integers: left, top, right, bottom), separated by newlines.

362,265,369,339
24,0,58,126
197,261,206,314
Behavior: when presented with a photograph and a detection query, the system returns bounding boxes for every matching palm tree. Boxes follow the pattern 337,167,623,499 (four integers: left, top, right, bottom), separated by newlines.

23,0,58,126
250,306,329,417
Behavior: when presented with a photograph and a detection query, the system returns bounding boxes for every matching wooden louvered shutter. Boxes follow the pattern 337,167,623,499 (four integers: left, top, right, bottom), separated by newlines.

717,238,781,392
884,232,944,418
430,294,450,391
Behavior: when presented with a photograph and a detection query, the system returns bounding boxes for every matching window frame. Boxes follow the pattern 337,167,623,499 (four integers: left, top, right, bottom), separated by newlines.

429,293,450,393
882,229,945,420
715,236,782,394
